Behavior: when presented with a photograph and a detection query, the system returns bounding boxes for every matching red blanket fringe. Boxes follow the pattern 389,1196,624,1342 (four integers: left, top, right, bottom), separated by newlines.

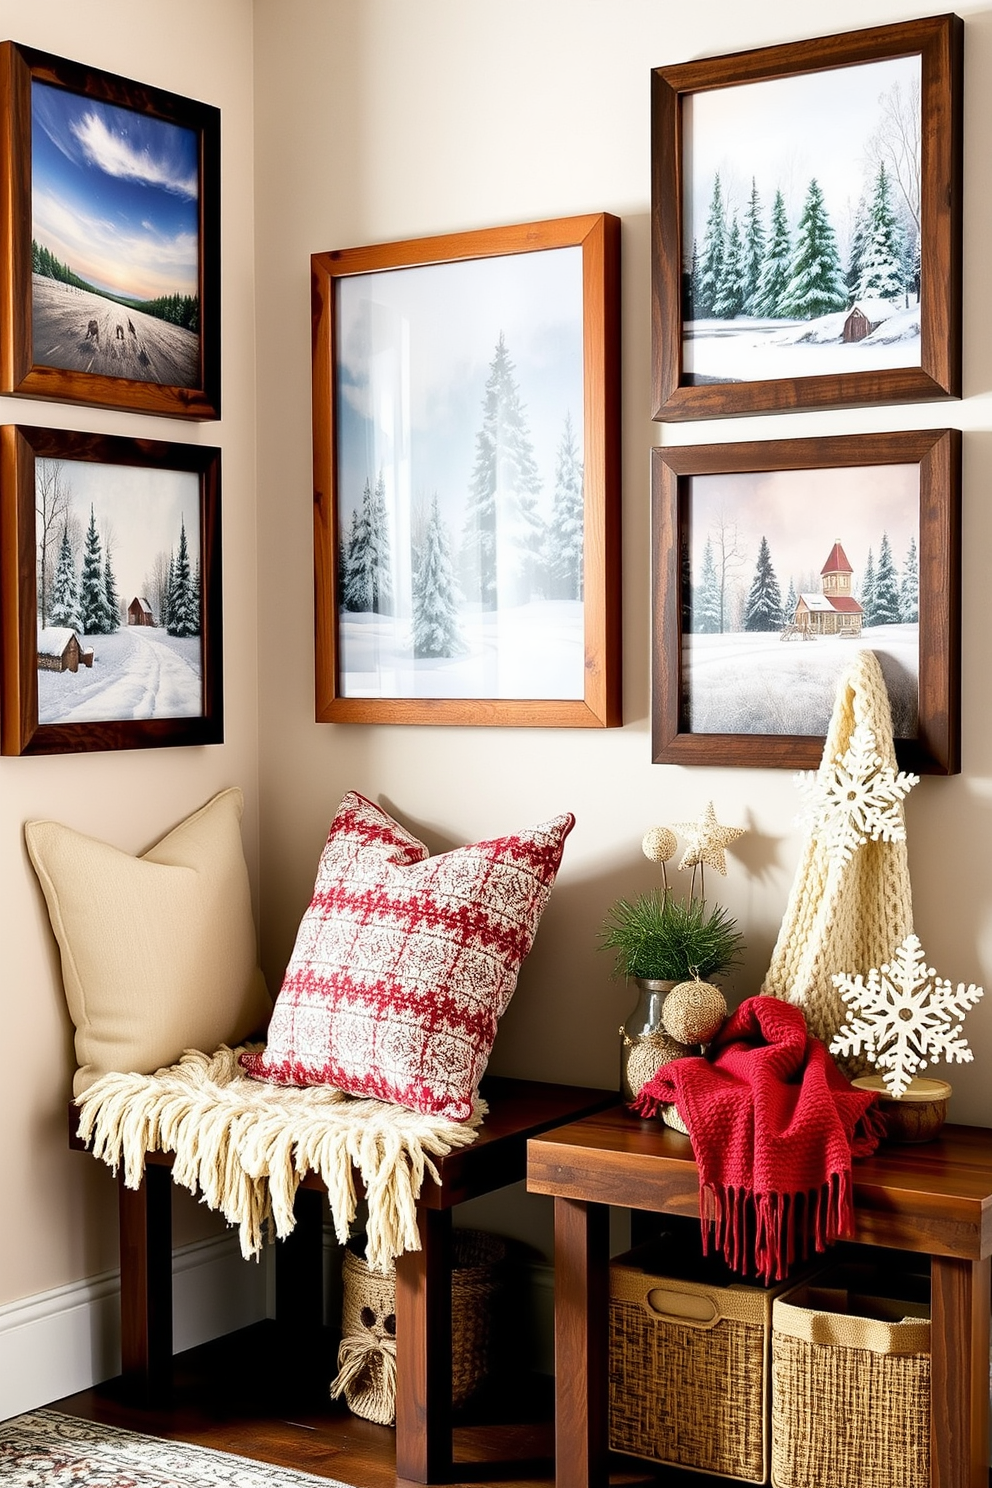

634,996,883,1282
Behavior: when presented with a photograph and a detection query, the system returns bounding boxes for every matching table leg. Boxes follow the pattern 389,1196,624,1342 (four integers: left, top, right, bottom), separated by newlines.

118,1164,172,1400
553,1196,609,1488
396,1205,453,1483
930,1253,990,1488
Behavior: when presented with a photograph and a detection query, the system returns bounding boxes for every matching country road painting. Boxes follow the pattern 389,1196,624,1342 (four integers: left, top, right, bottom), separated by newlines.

36,457,203,726
31,80,200,386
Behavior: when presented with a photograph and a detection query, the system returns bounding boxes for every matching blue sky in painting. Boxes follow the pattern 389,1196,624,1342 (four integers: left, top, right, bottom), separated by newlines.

32,81,198,301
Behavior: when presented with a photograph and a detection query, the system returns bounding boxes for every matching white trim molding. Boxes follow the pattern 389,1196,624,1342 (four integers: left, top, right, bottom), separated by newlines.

0,1232,267,1422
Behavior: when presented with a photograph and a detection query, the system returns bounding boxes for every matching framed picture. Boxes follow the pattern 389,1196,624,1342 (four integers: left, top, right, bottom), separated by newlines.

652,429,960,774
651,14,962,420
0,43,220,419
311,213,622,727
0,426,222,755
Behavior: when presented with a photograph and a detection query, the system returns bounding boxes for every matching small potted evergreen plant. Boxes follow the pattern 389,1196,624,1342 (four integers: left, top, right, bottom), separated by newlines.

600,890,745,986
600,807,746,1104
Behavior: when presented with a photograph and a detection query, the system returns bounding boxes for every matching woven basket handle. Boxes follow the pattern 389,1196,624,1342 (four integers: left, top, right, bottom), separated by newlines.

642,1287,721,1329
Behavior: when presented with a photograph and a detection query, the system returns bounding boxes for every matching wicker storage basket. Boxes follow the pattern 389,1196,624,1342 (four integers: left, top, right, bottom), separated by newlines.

609,1237,799,1483
771,1263,931,1488
331,1228,507,1426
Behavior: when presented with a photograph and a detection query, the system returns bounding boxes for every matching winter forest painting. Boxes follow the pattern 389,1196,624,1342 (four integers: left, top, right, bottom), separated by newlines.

335,247,585,700
683,464,920,738
30,81,200,386
35,459,202,724
682,54,922,383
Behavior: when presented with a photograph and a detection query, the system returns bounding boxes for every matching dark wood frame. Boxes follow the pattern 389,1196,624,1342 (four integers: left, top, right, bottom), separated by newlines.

311,213,622,727
652,429,961,775
652,14,963,421
0,426,223,755
0,42,220,420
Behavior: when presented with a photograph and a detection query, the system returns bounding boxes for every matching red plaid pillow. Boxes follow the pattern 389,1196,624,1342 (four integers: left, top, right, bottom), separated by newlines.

242,792,574,1119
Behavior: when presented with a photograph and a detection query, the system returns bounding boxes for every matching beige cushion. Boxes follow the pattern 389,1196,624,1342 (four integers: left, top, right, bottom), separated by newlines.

26,787,272,1096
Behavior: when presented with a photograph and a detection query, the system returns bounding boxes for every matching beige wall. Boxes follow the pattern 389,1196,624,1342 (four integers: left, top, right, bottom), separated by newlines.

253,0,992,1259
4,0,992,1316
0,0,259,1306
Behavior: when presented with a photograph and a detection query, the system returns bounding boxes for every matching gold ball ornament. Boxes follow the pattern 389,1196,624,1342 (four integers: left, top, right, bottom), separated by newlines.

642,826,678,864
624,1031,690,1097
662,978,728,1045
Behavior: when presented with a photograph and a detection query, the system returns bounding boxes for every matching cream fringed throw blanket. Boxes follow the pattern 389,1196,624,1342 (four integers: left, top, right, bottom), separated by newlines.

761,649,915,1064
74,1046,483,1270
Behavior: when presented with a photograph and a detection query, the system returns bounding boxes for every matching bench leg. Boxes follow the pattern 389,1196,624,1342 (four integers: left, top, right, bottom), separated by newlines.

275,1187,325,1326
118,1164,172,1400
396,1205,453,1483
274,1186,325,1378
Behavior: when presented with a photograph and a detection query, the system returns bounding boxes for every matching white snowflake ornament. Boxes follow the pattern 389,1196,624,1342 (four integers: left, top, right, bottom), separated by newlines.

830,934,984,1098
795,721,919,870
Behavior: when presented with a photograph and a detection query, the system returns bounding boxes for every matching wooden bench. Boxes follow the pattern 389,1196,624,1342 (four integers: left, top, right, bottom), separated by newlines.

71,1074,616,1483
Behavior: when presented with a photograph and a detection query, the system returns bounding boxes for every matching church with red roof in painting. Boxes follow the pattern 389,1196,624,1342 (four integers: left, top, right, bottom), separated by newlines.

793,540,864,637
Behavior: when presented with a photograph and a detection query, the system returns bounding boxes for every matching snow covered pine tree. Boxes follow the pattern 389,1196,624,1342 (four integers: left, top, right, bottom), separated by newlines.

744,535,784,631
411,495,463,659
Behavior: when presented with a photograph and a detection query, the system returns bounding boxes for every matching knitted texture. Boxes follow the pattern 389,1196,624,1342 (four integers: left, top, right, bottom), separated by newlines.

761,650,915,1065
242,792,573,1120
74,1045,482,1269
633,997,883,1282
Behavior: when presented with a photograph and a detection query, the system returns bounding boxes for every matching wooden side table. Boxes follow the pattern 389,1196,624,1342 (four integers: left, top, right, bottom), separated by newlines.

527,1105,992,1488
70,1074,617,1484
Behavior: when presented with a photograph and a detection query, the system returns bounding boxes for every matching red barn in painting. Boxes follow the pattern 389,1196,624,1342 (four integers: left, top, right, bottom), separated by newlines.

127,596,155,627
793,540,863,637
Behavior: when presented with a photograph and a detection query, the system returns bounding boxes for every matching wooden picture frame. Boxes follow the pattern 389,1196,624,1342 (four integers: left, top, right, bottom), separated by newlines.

0,426,223,755
652,14,962,421
652,429,960,774
0,42,220,419
311,213,622,727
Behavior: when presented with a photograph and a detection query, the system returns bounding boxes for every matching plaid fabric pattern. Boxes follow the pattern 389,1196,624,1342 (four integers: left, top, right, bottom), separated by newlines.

243,792,574,1119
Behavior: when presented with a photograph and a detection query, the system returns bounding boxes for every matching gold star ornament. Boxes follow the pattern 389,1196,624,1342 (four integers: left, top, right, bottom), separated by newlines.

673,802,745,876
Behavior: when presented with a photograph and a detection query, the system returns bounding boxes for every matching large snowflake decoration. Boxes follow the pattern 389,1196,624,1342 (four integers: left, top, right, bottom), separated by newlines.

830,934,984,1097
795,721,919,869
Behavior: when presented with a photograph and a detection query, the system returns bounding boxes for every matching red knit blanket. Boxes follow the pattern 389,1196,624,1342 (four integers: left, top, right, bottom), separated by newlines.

633,995,883,1282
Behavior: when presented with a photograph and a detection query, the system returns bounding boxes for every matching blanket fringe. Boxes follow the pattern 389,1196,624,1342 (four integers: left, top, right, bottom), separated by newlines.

700,1168,854,1284
74,1046,484,1270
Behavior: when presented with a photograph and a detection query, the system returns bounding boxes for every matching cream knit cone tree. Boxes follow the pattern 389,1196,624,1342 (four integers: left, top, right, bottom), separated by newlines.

761,650,915,1070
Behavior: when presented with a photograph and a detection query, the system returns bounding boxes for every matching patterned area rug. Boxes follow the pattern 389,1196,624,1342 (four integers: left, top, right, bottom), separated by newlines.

0,1411,356,1487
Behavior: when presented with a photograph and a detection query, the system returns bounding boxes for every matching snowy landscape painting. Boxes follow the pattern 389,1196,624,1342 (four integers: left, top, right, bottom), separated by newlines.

34,455,203,727
334,245,586,702
30,80,201,387
681,461,920,741
681,52,922,385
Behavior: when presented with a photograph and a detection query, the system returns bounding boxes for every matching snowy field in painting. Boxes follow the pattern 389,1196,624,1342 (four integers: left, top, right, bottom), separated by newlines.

38,627,201,724
683,305,920,384
340,601,583,699
684,626,918,738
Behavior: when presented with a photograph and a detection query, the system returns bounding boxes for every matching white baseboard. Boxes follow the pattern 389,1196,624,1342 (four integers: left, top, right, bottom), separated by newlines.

0,1233,554,1424
0,1232,268,1423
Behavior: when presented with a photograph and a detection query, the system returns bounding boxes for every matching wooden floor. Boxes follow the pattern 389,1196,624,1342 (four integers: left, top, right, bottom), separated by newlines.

47,1320,729,1488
